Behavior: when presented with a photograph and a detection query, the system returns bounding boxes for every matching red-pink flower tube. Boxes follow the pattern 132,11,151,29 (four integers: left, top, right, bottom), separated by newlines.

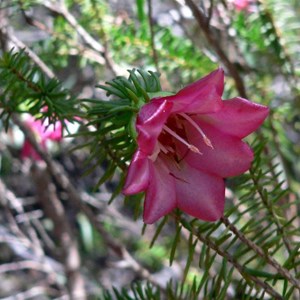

123,68,269,224
21,115,63,160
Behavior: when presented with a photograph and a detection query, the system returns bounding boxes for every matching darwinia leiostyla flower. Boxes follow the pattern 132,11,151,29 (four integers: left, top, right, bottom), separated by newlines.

123,68,269,224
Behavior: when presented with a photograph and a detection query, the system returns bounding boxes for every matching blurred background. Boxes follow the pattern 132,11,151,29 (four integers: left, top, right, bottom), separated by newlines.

0,0,300,299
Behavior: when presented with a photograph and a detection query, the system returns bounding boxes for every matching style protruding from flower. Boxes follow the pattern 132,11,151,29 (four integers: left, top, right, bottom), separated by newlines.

123,68,269,224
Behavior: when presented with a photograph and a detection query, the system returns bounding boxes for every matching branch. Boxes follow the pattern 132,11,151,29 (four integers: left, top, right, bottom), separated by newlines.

147,0,159,72
221,216,300,290
2,286,56,300
206,0,214,26
184,0,247,98
179,218,283,300
31,163,87,300
42,0,122,76
0,260,54,274
42,0,104,53
0,179,45,258
8,33,55,79
20,7,107,66
0,179,65,289
0,6,55,79
12,114,167,292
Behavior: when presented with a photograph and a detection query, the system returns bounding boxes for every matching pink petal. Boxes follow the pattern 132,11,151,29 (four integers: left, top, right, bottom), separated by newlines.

181,119,254,178
123,151,150,195
137,99,173,155
44,122,63,141
21,140,42,161
199,97,269,138
26,118,44,135
143,157,177,224
168,161,225,221
166,68,224,114
234,0,250,11
26,117,63,142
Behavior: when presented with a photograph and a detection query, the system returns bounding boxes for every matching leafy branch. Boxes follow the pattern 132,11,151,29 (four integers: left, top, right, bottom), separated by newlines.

178,217,283,300
0,49,78,128
77,69,162,196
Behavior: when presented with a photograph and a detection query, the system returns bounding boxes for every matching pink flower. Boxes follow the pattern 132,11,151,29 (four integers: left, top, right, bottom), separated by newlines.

123,68,269,224
233,0,253,12
21,115,63,160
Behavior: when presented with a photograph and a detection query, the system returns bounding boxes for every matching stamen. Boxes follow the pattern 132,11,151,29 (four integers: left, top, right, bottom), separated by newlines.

158,141,169,154
163,125,202,154
149,142,174,161
149,143,161,161
166,146,175,153
179,113,214,149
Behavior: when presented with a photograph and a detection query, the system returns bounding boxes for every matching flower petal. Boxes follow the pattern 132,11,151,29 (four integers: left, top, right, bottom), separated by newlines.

44,122,63,141
199,97,269,138
181,119,254,177
137,99,173,155
143,157,177,224
21,140,42,160
123,151,150,195
166,68,224,114
169,161,225,221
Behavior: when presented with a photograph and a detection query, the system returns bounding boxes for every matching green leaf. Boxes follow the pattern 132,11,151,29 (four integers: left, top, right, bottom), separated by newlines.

169,224,182,266
150,216,169,248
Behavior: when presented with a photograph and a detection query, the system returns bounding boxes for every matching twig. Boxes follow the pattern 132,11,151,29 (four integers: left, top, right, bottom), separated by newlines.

0,179,45,258
8,33,55,79
207,0,214,26
20,7,107,66
249,166,293,252
179,218,283,300
0,180,65,288
12,114,167,292
31,163,87,300
221,216,300,290
0,260,55,274
43,0,104,52
171,0,217,64
42,0,122,76
0,3,11,52
147,0,159,72
0,286,53,300
81,191,142,236
183,0,247,98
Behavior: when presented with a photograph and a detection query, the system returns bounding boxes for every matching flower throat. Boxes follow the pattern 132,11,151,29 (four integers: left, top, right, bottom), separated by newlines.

160,113,214,157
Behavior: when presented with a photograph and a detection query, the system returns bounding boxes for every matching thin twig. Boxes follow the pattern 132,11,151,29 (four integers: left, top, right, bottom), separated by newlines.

8,33,55,79
81,191,142,236
179,218,283,300
42,0,122,76
0,179,45,258
0,260,54,274
31,218,56,251
207,0,214,26
0,180,65,287
31,163,87,300
12,114,167,292
221,216,300,290
0,286,53,300
147,0,160,72
20,7,107,66
0,4,54,79
43,0,104,52
183,0,247,98
249,166,293,253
